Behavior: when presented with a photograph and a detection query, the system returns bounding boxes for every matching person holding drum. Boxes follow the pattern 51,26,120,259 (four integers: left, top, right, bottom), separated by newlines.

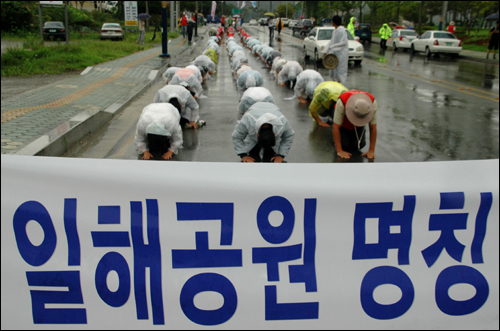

323,15,349,86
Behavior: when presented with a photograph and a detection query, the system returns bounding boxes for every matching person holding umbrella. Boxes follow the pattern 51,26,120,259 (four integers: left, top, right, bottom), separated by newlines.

137,13,151,44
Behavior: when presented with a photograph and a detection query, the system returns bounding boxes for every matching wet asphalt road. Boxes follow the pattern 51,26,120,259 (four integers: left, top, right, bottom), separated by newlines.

63,25,499,163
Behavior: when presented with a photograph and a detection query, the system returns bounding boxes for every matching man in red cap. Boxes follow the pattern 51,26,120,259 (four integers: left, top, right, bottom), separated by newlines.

332,91,378,159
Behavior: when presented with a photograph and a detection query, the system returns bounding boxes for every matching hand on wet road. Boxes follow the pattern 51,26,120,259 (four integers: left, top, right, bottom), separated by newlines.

337,151,352,159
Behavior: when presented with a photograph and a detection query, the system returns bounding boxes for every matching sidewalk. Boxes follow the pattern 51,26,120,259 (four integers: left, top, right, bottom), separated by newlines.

1,26,209,156
371,36,499,64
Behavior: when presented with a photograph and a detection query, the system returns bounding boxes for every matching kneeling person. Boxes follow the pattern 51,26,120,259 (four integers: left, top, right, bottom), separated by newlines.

232,102,295,163
333,91,378,159
134,103,183,160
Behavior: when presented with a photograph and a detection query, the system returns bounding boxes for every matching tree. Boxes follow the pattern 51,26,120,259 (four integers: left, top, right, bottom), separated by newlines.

1,1,33,32
275,3,296,19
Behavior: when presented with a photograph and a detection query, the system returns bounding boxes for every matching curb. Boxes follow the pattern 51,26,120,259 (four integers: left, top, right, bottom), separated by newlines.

16,31,207,157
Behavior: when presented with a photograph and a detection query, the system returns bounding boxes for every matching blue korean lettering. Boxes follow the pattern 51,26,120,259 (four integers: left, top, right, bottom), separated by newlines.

95,252,131,307
265,285,319,320
253,197,319,321
352,195,416,265
289,199,318,292
172,203,242,268
92,205,132,309
360,266,414,320
13,201,57,266
180,273,237,326
471,193,493,264
257,196,295,244
173,202,241,325
27,271,87,324
64,199,81,266
435,265,489,316
130,199,164,325
421,192,468,267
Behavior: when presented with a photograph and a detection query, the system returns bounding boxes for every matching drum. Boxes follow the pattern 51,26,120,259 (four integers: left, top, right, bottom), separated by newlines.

322,53,339,69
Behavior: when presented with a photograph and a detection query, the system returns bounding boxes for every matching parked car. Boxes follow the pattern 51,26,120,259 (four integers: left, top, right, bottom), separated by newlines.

100,23,123,41
282,18,289,27
258,18,269,26
292,19,314,36
410,30,462,57
249,19,258,26
303,27,364,65
388,29,419,51
288,20,299,29
42,21,66,41
355,23,372,44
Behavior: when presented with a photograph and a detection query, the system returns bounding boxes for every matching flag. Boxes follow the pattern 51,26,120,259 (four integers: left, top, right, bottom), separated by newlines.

237,1,240,8
241,1,246,9
251,1,257,8
211,1,216,17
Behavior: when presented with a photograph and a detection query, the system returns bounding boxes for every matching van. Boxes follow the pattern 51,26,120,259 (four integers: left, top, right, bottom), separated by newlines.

105,1,117,13
207,15,221,24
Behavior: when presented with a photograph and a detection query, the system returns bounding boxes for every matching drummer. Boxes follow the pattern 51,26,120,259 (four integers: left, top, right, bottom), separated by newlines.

323,15,349,86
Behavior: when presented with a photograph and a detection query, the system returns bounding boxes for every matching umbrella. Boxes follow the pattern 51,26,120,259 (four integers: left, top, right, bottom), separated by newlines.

485,13,499,21
264,12,276,17
138,13,151,20
233,14,241,18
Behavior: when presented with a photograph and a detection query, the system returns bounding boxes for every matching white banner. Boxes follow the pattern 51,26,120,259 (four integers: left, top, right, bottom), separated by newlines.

241,1,246,9
1,155,499,329
211,1,217,19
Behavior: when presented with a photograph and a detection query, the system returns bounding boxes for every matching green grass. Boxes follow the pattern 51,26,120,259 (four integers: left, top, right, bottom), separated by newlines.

1,30,181,77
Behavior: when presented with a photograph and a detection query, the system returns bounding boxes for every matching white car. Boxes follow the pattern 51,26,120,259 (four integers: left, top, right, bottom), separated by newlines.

410,30,462,57
100,23,123,41
388,29,419,50
282,18,289,27
303,27,364,65
288,20,299,29
249,19,258,26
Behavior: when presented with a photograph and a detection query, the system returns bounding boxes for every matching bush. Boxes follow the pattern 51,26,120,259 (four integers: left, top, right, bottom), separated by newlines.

1,1,33,32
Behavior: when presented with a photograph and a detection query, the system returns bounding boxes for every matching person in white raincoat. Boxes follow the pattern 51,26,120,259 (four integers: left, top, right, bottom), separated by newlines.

294,69,324,103
191,55,216,74
272,57,287,78
232,102,295,163
169,67,204,98
237,70,264,98
186,65,203,83
324,15,349,86
278,61,303,89
162,67,180,84
236,64,252,79
134,103,183,160
153,84,203,130
237,87,276,120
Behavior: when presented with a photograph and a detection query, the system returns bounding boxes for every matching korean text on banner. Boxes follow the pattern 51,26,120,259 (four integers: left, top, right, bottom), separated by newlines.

1,155,498,329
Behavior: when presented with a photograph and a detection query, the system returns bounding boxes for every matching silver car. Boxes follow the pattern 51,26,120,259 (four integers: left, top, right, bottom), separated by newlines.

388,29,419,51
288,20,299,29
100,23,124,41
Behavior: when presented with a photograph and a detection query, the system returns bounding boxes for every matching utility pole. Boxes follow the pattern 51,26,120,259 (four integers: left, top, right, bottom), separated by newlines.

146,1,149,32
195,1,198,37
176,1,180,27
170,0,175,32
439,1,448,31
